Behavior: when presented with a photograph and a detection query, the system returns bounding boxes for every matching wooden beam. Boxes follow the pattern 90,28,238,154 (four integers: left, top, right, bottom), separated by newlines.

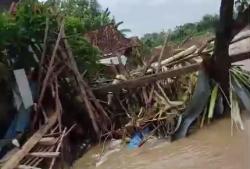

93,51,250,94
48,128,66,169
17,165,42,169
230,52,250,63
38,137,57,146
2,113,58,169
151,45,197,68
93,63,201,94
29,152,60,158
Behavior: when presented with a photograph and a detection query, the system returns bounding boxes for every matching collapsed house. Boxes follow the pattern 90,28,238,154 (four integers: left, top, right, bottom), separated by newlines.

85,24,140,59
0,1,250,169
1,20,250,169
92,24,250,144
85,24,140,75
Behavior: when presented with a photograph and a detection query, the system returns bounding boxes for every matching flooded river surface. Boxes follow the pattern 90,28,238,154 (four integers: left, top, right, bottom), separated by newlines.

74,118,250,169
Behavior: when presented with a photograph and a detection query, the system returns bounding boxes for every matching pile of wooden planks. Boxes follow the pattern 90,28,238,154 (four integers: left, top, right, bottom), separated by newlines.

94,34,250,94
93,33,250,140
1,20,110,169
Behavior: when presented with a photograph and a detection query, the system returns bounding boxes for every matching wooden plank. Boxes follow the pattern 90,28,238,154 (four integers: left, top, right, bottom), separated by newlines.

38,137,57,146
156,34,169,73
151,45,197,68
230,51,250,63
23,147,49,166
48,128,66,169
93,51,250,94
17,165,42,169
29,152,60,158
2,113,58,169
30,147,55,167
93,63,201,94
62,29,102,136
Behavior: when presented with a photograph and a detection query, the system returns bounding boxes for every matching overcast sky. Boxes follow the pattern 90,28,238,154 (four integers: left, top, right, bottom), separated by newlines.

98,0,221,37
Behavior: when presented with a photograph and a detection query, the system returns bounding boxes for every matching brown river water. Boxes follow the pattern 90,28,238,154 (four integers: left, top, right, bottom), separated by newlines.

73,118,250,169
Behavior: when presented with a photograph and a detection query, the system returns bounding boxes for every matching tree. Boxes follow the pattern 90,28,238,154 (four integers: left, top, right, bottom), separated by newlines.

89,0,101,15
141,14,219,48
60,0,89,17
213,0,234,111
60,0,112,32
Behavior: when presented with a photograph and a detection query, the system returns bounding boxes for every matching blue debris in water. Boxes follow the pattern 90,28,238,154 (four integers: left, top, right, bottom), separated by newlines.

128,128,150,149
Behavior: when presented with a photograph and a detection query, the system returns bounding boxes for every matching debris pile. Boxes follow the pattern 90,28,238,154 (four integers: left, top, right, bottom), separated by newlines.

0,8,111,169
93,38,214,142
1,1,250,169
93,30,250,145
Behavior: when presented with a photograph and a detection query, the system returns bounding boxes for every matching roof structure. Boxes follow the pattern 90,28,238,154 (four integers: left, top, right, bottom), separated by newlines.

85,24,140,58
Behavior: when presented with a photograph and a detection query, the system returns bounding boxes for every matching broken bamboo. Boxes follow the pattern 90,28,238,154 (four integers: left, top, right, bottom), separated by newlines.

151,45,198,68
28,152,60,158
94,63,201,94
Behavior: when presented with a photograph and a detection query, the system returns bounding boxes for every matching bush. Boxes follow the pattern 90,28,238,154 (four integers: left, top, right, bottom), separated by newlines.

141,14,219,48
0,0,115,77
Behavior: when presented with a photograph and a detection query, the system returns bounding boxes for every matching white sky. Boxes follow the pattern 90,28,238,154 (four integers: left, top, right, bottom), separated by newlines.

98,0,221,37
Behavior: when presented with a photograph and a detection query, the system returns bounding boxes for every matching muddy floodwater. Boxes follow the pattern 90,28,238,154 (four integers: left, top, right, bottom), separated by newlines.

73,118,250,169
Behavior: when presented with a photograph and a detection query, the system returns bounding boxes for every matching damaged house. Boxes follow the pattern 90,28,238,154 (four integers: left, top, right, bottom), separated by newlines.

85,24,140,74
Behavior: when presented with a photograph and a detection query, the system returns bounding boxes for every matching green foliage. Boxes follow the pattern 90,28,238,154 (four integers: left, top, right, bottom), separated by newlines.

61,0,112,76
141,14,219,48
0,0,116,77
65,16,86,33
0,14,15,63
61,0,112,32
61,0,89,17
169,14,218,43
208,84,219,119
0,0,50,68
67,34,101,76
141,32,166,48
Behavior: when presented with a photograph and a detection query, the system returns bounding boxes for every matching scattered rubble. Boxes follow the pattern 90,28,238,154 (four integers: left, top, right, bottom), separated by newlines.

0,1,250,169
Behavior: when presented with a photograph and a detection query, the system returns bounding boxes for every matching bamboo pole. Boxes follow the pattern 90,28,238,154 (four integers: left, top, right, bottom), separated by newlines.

156,34,169,73
94,63,201,93
61,30,101,136
29,152,60,158
48,128,66,169
38,21,64,107
151,45,198,68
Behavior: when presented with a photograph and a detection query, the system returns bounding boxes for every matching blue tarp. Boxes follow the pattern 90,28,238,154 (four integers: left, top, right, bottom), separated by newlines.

128,128,150,149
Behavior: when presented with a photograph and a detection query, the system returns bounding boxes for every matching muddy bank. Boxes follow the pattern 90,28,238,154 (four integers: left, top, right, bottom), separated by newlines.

73,118,250,169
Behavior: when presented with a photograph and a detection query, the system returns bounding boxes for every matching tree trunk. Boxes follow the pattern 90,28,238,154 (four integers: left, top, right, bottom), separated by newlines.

213,0,234,111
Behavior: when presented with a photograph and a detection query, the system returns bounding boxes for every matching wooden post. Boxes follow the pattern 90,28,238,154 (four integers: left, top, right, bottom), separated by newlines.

213,0,234,110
